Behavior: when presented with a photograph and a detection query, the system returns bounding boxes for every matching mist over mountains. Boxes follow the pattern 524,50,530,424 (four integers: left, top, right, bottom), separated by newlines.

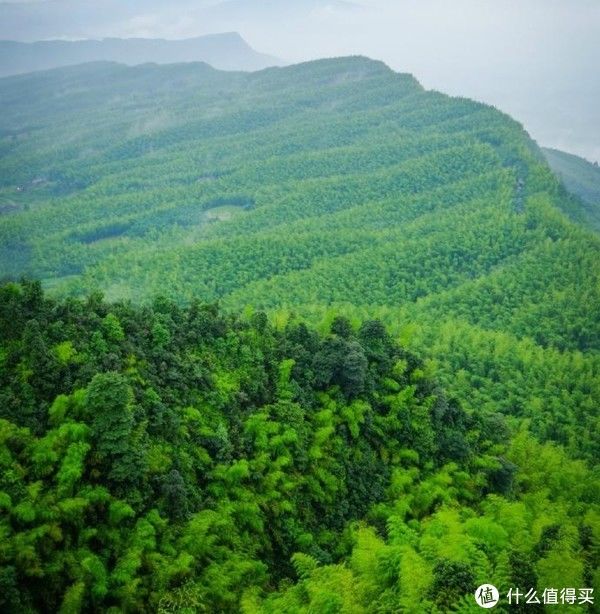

2,0,596,161
543,147,600,231
0,33,282,77
0,0,362,41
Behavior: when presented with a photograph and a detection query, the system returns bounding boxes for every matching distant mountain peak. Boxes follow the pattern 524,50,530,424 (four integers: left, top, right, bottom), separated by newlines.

0,32,282,77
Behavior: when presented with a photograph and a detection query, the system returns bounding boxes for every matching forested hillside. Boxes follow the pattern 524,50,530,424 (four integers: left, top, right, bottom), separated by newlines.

0,282,598,612
0,57,599,611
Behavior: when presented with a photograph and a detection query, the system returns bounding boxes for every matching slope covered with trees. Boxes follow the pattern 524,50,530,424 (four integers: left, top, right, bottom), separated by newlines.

0,57,599,611
0,59,596,329
0,282,597,612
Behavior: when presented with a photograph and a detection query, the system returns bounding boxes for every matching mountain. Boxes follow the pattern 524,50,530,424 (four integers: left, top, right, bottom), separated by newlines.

0,56,598,611
0,33,282,77
1,57,598,345
2,53,599,446
543,146,600,231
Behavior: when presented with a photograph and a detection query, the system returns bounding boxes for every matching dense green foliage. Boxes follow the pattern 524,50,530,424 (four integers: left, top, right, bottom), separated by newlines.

1,57,599,611
1,59,598,351
0,282,598,612
1,59,597,331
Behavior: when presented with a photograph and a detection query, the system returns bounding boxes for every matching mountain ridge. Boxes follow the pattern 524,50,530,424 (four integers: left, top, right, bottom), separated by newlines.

0,32,282,77
1,55,596,357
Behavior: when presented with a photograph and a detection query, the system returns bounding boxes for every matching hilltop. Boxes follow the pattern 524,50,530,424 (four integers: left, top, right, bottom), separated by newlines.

1,56,596,341
1,54,599,453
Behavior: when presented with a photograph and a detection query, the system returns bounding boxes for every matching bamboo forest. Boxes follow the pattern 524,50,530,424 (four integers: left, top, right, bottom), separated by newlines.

0,51,598,613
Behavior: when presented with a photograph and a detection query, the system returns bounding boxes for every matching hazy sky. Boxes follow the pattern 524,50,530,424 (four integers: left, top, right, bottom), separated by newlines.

1,0,598,160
